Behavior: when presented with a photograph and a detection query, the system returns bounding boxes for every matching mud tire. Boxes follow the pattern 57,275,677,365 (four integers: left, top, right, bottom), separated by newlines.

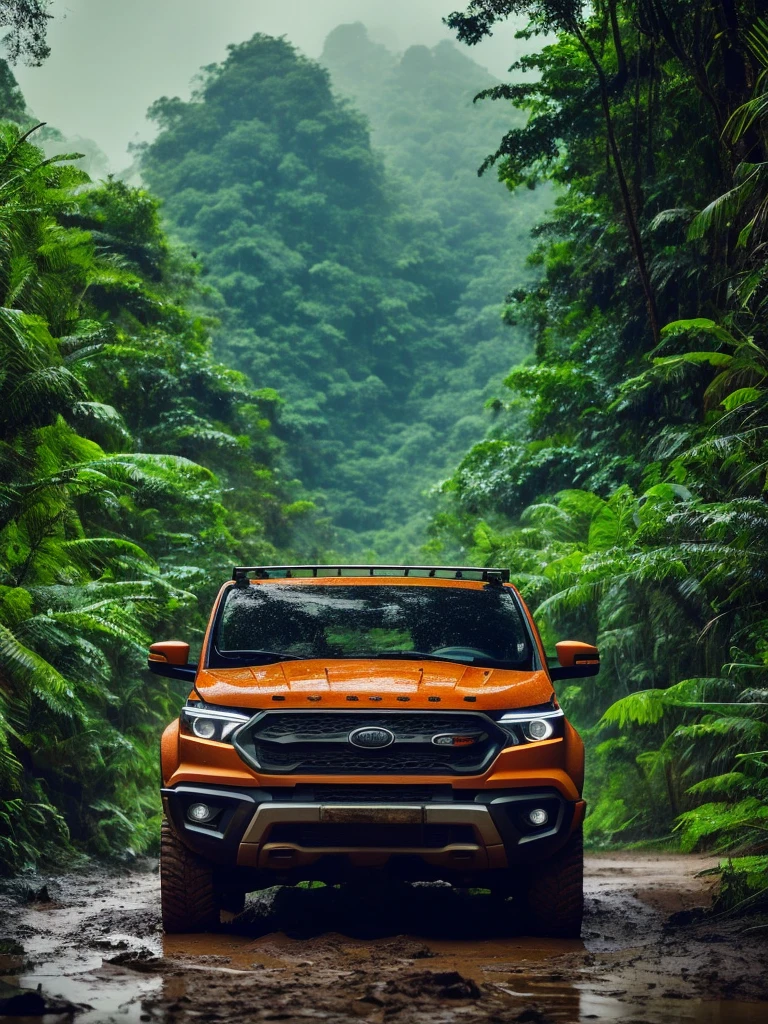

160,818,221,933
522,827,584,938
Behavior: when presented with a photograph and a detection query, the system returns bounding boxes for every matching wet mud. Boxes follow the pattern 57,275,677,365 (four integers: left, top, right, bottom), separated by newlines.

1,853,766,1022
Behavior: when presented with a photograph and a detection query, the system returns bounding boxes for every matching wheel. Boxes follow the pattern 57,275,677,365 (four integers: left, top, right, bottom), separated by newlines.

521,827,583,938
160,818,222,933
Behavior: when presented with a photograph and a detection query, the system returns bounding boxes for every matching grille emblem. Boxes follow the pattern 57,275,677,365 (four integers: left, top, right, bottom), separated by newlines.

348,727,395,749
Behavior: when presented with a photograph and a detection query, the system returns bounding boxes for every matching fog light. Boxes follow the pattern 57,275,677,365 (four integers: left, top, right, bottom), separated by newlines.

188,802,214,823
527,807,549,827
527,718,553,741
192,717,217,740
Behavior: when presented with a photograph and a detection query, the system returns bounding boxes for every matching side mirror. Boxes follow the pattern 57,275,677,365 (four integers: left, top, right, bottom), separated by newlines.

148,640,197,682
549,640,600,681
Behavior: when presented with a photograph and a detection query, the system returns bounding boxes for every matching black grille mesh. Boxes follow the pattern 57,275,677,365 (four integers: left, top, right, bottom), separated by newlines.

234,711,503,776
254,712,484,741
262,749,469,773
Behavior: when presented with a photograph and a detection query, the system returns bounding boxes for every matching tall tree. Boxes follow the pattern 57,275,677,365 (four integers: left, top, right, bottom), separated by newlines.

0,0,50,65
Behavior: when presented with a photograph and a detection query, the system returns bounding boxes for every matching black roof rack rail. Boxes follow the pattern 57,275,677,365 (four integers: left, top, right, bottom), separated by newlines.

232,564,510,583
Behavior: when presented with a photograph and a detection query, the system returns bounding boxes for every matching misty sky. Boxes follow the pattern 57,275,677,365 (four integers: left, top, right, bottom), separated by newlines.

13,0,526,172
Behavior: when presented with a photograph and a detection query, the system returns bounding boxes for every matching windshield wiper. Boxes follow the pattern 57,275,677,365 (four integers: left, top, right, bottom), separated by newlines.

343,650,476,663
216,649,303,663
340,650,523,668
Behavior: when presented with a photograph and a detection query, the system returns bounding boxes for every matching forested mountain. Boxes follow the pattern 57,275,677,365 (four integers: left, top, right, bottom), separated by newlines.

321,24,551,549
432,1,768,902
0,62,305,867
139,32,545,555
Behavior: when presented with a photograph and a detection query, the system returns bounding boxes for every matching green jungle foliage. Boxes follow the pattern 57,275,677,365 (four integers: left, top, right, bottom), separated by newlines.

0,86,305,870
433,0,768,907
2,0,767,913
139,32,546,556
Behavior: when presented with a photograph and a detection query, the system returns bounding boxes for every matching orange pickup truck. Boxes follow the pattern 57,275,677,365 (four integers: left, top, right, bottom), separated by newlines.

151,565,598,936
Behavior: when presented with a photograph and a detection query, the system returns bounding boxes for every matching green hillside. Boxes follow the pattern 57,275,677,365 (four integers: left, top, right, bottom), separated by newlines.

139,31,546,556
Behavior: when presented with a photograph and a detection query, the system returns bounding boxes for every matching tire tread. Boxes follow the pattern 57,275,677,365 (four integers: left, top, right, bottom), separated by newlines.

160,818,220,933
523,827,584,938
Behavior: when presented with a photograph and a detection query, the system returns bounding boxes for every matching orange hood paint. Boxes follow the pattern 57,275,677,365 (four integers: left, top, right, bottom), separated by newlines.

193,658,554,711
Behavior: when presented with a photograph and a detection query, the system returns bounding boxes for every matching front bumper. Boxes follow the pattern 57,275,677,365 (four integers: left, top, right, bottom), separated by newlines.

162,783,585,878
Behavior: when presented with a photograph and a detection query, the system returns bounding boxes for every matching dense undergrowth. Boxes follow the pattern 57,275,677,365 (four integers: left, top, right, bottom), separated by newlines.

0,109,312,870
430,0,768,908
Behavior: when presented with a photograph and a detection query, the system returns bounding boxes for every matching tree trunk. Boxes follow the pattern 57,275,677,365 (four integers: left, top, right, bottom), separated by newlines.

573,23,660,345
608,0,628,88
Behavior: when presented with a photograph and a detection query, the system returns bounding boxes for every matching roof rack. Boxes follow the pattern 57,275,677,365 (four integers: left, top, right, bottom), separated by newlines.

232,564,510,583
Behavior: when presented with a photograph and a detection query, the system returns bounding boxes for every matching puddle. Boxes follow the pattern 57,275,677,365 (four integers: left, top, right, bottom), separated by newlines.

154,931,768,1023
162,931,292,971
162,930,584,975
3,930,767,1023
1,856,766,1022
574,992,768,1022
3,966,161,1023
426,935,585,970
3,961,765,1024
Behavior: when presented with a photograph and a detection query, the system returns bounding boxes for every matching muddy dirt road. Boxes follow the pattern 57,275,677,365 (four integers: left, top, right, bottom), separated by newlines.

1,853,766,1023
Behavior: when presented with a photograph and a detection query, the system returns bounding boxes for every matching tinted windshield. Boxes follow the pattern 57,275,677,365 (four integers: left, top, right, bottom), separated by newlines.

210,583,532,669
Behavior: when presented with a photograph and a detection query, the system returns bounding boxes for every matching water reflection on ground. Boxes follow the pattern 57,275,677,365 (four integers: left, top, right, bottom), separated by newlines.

1,855,767,1023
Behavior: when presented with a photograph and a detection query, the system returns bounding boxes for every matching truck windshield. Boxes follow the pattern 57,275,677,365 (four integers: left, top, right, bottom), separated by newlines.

210,584,533,669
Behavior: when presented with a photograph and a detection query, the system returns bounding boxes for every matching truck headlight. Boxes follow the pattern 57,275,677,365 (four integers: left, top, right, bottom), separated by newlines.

192,718,217,740
496,707,564,745
180,702,251,743
526,718,554,741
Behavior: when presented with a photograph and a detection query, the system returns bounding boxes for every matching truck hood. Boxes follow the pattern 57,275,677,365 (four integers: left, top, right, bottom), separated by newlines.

193,658,553,711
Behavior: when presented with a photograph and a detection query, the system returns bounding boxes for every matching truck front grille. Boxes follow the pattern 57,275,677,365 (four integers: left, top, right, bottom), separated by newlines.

233,711,504,776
